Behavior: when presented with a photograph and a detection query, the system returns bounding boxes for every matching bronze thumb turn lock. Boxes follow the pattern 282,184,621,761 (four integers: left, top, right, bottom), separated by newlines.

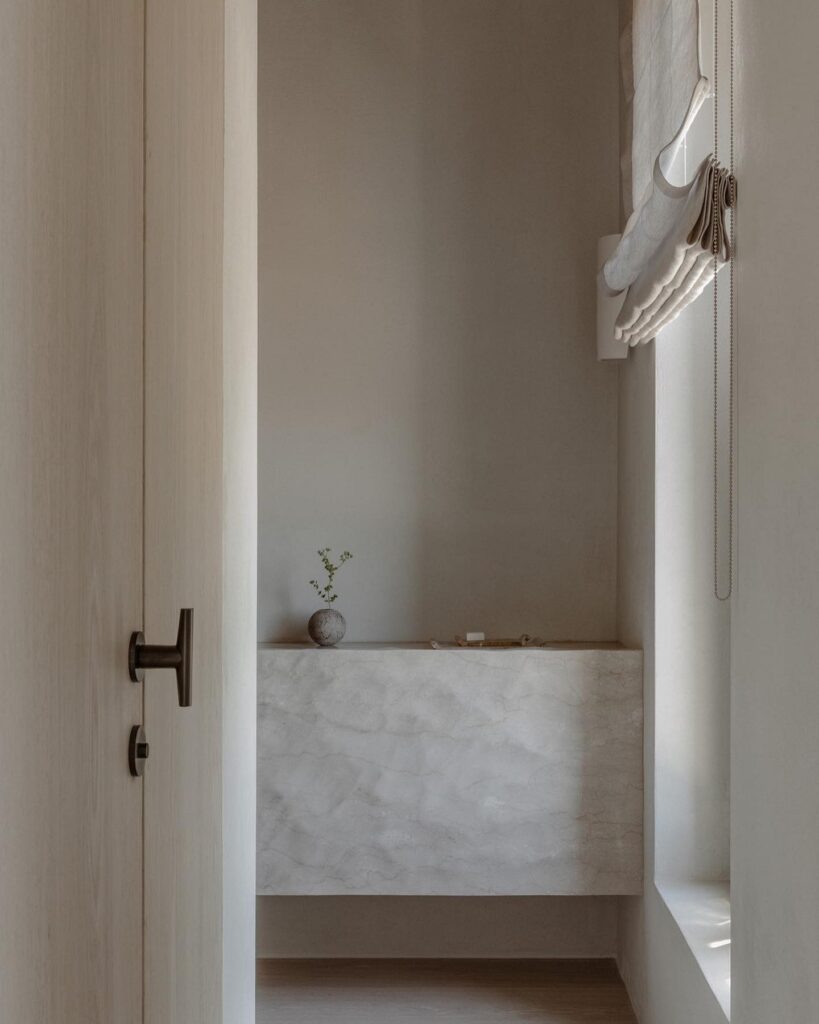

129,725,150,777
129,608,193,707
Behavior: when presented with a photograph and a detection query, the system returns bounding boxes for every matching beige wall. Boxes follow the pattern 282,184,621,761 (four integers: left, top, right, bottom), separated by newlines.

257,896,617,959
258,0,621,642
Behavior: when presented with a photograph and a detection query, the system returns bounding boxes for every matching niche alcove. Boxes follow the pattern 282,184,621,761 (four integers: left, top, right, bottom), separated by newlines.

256,0,639,956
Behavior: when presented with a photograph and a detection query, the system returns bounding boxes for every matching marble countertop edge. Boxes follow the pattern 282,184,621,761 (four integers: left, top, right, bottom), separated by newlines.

258,641,639,653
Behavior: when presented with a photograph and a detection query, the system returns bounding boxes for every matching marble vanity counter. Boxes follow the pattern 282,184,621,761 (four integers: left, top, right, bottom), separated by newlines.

258,643,643,896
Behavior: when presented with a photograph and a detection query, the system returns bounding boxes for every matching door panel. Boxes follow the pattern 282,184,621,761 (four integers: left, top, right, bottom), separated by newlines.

0,3,144,1022
143,1,225,1020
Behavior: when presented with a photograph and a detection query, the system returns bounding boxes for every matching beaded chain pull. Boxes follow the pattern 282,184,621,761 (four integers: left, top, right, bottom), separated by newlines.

713,0,736,602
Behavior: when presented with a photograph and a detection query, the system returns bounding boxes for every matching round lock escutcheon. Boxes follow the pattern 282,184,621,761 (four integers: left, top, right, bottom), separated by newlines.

129,725,150,777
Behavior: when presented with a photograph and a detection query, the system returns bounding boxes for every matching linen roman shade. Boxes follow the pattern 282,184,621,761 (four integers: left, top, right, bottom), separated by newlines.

602,0,732,347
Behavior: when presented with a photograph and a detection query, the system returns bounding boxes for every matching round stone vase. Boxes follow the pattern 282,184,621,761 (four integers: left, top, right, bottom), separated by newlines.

308,608,346,647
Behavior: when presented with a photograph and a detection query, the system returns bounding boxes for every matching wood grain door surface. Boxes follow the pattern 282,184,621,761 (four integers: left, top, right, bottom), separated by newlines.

1,3,227,1022
143,1,225,1022
0,3,145,1022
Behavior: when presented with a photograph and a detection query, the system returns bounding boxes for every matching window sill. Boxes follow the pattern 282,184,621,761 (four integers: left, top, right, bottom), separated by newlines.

656,880,731,1020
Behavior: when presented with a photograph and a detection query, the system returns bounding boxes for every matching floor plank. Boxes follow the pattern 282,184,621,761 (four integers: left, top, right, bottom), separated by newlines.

257,959,637,1023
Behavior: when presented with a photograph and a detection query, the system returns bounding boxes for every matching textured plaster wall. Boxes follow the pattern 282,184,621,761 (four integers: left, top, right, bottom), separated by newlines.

258,0,620,643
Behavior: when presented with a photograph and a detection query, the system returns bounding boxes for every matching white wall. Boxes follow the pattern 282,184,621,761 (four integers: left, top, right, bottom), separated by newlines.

616,295,731,1024
223,0,258,1020
615,1,732,1020
623,4,819,1018
616,321,731,1024
654,308,731,885
652,9,733,884
258,0,620,643
731,1,819,1020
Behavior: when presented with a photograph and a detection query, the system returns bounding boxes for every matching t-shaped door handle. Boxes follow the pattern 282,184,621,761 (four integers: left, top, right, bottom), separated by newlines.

129,608,193,707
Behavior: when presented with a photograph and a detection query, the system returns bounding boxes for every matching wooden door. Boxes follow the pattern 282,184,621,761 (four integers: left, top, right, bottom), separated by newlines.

0,4,251,1021
143,1,226,1021
0,3,145,1022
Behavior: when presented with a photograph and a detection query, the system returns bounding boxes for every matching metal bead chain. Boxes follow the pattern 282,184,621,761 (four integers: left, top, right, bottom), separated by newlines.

713,0,736,602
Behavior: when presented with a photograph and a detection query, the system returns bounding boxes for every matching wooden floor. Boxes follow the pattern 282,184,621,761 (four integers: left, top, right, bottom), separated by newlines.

256,959,637,1023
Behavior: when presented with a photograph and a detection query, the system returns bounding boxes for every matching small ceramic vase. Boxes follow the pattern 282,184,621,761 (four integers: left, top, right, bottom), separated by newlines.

308,608,346,647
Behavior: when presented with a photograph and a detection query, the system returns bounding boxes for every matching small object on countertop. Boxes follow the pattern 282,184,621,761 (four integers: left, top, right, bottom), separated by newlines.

465,631,485,643
455,634,545,648
308,608,346,647
307,547,353,647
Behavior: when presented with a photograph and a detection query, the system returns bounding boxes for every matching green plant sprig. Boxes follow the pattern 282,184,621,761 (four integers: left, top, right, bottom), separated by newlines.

309,547,353,607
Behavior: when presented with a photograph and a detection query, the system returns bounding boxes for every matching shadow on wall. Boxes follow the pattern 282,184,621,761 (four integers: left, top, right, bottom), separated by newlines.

258,0,621,643
256,894,619,958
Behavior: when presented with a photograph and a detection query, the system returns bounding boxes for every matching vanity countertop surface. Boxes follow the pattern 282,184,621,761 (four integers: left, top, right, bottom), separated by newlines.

258,640,633,651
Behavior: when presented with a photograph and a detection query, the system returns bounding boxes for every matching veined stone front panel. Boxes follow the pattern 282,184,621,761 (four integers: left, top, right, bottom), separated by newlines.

258,645,643,895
